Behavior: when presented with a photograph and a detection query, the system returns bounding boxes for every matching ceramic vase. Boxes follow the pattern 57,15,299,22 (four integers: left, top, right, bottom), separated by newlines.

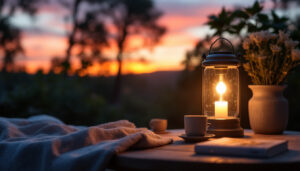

248,85,288,134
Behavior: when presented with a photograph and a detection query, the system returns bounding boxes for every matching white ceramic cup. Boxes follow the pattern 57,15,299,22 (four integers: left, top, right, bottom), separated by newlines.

184,115,207,136
149,118,167,133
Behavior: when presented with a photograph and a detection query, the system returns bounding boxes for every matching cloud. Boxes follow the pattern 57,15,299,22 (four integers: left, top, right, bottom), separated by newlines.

21,33,67,59
186,25,215,39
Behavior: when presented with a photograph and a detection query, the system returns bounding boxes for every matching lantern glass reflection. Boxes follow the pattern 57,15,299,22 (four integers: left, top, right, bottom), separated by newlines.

202,37,243,137
202,65,239,118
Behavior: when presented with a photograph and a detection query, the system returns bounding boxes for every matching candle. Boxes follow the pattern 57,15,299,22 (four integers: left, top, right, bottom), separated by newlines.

215,101,228,118
215,75,228,118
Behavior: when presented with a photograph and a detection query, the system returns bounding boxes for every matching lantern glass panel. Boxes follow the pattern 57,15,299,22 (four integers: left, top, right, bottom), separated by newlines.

202,65,239,118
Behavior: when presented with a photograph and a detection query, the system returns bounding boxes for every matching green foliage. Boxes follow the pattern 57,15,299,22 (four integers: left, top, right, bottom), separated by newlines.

207,8,234,36
0,72,107,125
184,1,291,71
184,0,299,77
0,0,42,72
0,71,175,127
208,1,288,37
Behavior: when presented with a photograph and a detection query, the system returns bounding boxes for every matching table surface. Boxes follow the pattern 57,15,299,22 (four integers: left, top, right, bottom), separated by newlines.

111,129,300,171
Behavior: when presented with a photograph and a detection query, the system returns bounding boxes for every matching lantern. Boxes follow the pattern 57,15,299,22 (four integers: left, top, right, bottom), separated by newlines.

202,38,243,137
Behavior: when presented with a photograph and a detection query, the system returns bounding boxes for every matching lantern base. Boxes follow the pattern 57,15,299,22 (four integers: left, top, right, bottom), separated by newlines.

207,118,244,137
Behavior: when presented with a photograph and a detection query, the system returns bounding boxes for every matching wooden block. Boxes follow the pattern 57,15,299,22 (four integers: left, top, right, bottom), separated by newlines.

208,118,244,137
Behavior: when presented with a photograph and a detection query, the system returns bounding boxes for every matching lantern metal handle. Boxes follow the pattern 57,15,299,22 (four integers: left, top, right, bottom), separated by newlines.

208,37,235,54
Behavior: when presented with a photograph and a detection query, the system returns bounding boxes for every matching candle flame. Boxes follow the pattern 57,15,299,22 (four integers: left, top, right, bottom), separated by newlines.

215,75,228,118
216,81,226,95
216,75,226,101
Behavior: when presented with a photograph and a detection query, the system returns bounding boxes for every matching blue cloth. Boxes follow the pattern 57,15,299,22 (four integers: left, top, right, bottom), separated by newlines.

0,115,172,171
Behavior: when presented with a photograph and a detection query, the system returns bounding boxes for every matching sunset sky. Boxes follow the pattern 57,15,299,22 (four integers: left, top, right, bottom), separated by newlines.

9,0,300,75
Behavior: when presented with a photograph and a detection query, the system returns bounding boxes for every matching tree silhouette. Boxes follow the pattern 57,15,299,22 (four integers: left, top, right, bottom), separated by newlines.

108,0,165,103
52,0,108,75
54,0,165,103
64,0,83,73
75,11,109,75
0,0,41,72
52,0,108,74
0,18,22,72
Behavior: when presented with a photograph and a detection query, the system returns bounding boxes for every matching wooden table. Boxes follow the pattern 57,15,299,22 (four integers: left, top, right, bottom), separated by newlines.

110,129,300,171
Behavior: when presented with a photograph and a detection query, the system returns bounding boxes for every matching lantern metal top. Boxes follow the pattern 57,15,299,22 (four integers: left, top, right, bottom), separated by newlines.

202,37,240,66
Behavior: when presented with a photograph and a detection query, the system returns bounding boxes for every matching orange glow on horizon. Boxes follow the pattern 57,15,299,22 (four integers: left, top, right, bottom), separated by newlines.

20,26,186,76
20,59,181,76
15,5,222,75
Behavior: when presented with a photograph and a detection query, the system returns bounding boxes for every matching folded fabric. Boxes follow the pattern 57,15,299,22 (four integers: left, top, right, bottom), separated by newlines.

0,115,172,171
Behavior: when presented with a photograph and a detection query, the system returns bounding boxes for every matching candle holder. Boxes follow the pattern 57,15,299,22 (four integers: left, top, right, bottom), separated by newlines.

202,37,243,137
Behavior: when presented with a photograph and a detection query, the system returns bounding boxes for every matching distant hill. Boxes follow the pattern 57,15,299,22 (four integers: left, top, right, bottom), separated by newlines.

124,70,181,89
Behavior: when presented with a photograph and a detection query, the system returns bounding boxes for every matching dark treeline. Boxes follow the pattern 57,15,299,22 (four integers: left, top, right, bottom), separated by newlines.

0,71,177,127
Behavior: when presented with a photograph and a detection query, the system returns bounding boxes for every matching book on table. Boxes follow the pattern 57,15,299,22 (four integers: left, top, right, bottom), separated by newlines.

195,137,288,158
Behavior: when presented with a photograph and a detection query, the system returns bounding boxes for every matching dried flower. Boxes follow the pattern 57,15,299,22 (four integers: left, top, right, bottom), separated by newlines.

268,34,277,40
270,44,281,53
249,31,276,45
263,32,276,40
258,56,267,60
279,31,289,42
242,30,300,85
250,32,264,44
243,38,250,50
285,40,299,49
292,49,300,61
243,63,250,71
